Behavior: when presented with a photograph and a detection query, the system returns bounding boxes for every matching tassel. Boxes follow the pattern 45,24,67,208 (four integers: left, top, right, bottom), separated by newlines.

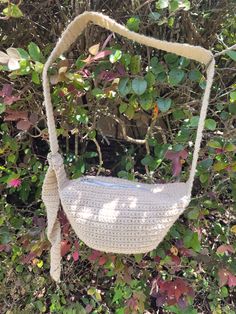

42,164,61,282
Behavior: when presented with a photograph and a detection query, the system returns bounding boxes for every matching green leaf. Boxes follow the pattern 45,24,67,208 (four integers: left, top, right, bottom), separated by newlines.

148,12,161,21
173,109,186,120
75,55,86,69
120,53,131,68
0,103,6,114
208,140,222,149
187,208,199,220
28,42,42,62
169,69,185,85
190,116,200,127
205,119,217,131
225,143,236,152
92,88,106,99
32,71,40,84
126,16,140,32
157,98,171,112
125,106,135,120
156,0,169,9
189,69,202,82
184,231,201,252
140,92,153,110
230,91,236,101
164,53,178,64
130,55,141,74
17,48,30,60
169,0,179,11
141,155,154,166
3,4,23,18
145,71,156,87
226,51,236,62
109,50,122,63
183,0,191,10
200,173,209,183
132,78,147,95
150,57,165,75
213,161,228,172
118,77,131,96
119,103,128,114
34,61,44,73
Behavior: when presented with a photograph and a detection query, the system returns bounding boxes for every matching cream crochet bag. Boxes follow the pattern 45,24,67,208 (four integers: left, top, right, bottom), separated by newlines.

42,11,215,282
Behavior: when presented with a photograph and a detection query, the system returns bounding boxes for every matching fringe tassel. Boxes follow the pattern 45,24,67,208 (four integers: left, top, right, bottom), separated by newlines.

42,166,61,282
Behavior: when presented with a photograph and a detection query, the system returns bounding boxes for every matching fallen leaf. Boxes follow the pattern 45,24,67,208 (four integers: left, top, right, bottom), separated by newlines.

228,273,236,287
89,43,100,55
4,109,28,121
16,119,32,131
218,268,229,287
230,225,236,234
61,240,71,257
217,244,235,254
0,48,20,70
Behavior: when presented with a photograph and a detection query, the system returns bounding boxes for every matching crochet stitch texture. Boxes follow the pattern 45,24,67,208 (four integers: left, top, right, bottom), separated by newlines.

41,11,215,282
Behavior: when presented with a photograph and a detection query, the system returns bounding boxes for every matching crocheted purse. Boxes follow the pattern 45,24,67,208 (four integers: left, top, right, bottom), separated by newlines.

42,11,215,282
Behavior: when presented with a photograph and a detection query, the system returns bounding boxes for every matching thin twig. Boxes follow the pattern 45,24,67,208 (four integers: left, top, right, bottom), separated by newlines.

214,44,236,58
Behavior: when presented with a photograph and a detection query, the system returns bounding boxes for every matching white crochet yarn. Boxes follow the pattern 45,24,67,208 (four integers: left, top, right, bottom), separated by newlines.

41,12,215,282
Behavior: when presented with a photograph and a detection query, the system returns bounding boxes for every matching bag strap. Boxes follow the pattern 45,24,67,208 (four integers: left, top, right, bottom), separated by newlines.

42,11,215,194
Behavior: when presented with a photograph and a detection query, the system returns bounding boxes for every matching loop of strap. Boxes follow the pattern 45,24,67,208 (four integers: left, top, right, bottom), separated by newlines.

42,11,215,195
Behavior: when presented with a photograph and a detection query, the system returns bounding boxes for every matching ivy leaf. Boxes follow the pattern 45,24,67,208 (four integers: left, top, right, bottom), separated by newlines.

156,0,169,9
119,103,128,114
205,119,217,131
157,98,171,112
126,16,140,32
132,78,147,95
189,69,202,82
140,92,153,110
226,51,236,61
169,0,179,12
169,69,185,85
109,50,122,63
28,42,42,62
118,77,131,96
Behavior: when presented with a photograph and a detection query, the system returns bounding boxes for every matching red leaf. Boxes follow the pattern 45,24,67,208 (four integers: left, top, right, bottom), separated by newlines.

99,70,118,81
98,255,107,266
4,95,20,105
61,240,71,257
228,273,236,287
72,251,79,262
217,244,235,254
0,84,12,97
4,110,28,121
85,304,93,313
21,251,37,264
218,268,229,287
88,249,102,261
16,119,32,131
74,240,79,250
93,50,112,61
116,64,126,76
165,149,188,177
